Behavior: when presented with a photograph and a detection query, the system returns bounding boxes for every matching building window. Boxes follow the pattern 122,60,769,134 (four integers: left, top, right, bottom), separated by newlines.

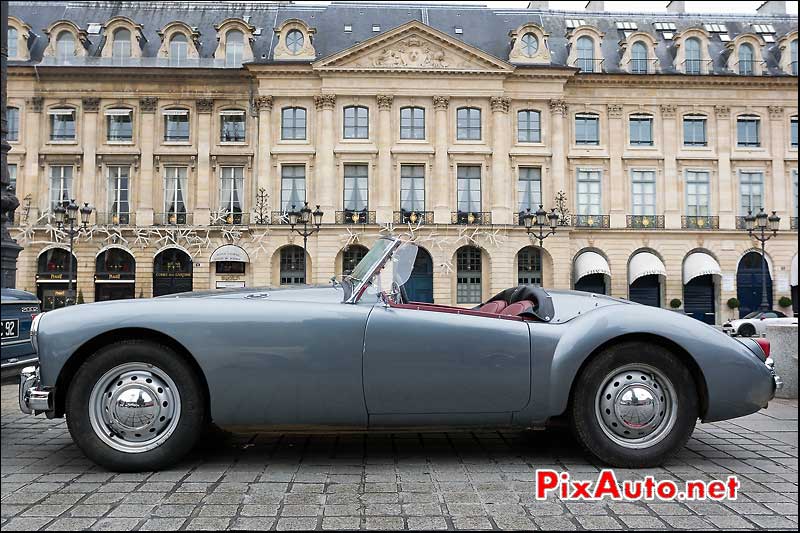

8,27,17,59
343,105,369,139
577,169,602,215
9,164,17,193
457,165,481,217
576,35,595,72
400,164,425,214
343,245,368,276
49,166,73,210
281,107,307,140
631,41,648,73
169,33,188,66
518,167,542,219
686,170,710,216
793,170,798,220
738,43,755,75
683,115,707,146
400,106,425,140
49,108,76,141
575,113,599,145
456,246,482,304
164,109,189,142
219,167,244,222
7,106,19,142
521,32,539,57
112,28,131,61
739,170,764,215
791,39,798,75
517,110,541,143
225,29,243,67
456,107,481,140
343,164,368,213
285,29,304,55
280,246,306,285
56,31,75,62
629,114,653,146
517,247,542,286
220,110,246,142
107,166,130,224
737,116,760,147
792,116,798,148
631,170,656,215
164,166,188,223
685,37,702,74
281,165,306,211
106,108,132,142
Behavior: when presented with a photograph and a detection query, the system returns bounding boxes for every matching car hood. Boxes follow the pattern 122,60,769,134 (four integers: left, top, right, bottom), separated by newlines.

157,285,345,303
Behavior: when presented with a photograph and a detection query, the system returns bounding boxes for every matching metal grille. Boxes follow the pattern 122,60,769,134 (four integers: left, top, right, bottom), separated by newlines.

456,247,482,304
280,246,306,285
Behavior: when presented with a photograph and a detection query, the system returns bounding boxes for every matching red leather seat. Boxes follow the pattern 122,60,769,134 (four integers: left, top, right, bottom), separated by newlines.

477,300,508,314
500,300,534,316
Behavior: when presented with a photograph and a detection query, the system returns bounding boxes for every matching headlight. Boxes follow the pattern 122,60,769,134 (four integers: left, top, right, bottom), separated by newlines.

30,313,43,353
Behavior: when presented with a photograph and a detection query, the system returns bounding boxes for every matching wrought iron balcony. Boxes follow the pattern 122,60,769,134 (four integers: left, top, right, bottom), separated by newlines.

336,210,376,225
210,211,249,225
154,212,192,225
572,214,610,228
735,216,751,230
682,216,719,230
96,212,136,226
627,215,665,229
451,211,492,225
394,210,434,225
792,217,798,230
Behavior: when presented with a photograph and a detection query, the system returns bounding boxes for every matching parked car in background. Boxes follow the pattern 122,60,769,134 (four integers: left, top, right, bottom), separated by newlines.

723,311,798,337
1,289,41,379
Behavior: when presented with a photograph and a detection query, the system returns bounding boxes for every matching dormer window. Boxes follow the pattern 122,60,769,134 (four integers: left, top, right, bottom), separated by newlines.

169,33,188,66
225,30,244,67
56,31,75,61
631,41,648,74
685,38,702,74
273,19,316,61
508,23,550,65
286,29,304,54
576,36,595,72
792,39,798,75
738,43,755,75
112,28,131,59
7,17,31,61
7,27,18,58
520,33,538,57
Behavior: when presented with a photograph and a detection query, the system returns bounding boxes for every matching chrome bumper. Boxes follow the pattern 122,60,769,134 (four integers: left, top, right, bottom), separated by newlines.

19,366,53,415
765,359,783,395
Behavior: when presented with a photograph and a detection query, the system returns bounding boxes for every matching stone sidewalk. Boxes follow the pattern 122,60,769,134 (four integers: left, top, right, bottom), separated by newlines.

1,383,797,531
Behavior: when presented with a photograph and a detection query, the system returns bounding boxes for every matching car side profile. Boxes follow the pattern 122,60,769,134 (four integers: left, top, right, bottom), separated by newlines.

722,310,797,337
20,237,780,472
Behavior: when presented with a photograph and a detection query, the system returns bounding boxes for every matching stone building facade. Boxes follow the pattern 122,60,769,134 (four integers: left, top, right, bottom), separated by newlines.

5,1,799,322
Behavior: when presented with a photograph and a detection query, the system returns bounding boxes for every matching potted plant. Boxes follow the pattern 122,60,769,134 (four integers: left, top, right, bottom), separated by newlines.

778,296,792,309
669,298,684,313
76,290,85,305
727,297,740,319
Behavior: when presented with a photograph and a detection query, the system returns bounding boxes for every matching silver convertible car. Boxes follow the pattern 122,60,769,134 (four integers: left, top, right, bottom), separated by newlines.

20,237,780,472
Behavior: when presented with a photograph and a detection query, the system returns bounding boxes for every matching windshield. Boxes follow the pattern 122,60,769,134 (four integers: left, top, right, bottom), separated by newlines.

743,312,761,319
348,239,396,284
344,237,418,303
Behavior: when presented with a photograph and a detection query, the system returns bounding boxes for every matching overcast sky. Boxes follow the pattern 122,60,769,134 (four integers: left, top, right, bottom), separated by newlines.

308,1,798,15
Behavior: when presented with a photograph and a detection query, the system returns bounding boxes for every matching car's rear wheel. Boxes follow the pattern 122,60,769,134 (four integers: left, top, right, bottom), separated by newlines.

65,340,205,472
738,323,756,337
570,341,698,468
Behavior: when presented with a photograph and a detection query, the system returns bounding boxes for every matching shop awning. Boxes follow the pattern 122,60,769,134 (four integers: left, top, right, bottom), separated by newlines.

792,254,798,287
574,251,611,281
683,252,721,284
210,244,249,263
629,252,666,284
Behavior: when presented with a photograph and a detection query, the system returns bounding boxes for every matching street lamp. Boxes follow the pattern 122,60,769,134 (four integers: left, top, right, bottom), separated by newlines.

54,199,93,305
523,205,560,247
744,208,780,311
287,201,323,284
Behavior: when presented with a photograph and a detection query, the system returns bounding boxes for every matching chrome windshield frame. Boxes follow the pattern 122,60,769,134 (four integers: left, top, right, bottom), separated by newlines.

344,237,403,304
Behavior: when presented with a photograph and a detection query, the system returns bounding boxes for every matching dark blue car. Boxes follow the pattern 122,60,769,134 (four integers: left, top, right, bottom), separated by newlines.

1,289,40,379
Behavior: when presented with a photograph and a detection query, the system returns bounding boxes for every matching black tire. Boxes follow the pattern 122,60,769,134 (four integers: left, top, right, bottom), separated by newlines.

65,340,205,472
738,324,756,337
570,341,698,468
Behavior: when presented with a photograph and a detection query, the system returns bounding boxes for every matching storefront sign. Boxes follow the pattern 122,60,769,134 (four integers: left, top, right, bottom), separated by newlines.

95,272,135,282
220,275,244,281
216,280,245,289
210,245,250,263
36,273,75,282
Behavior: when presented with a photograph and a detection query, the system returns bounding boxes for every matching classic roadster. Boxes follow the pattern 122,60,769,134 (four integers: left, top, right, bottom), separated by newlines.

20,237,780,471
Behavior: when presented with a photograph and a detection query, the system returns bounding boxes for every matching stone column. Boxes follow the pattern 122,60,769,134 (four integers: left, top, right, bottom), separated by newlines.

195,98,213,225
490,96,512,225
314,94,336,217
607,103,626,228
768,106,788,228
253,96,273,217
714,105,734,230
80,97,100,206
432,96,450,223
661,104,681,228
549,100,568,206
137,97,157,226
376,95,393,223
23,97,43,220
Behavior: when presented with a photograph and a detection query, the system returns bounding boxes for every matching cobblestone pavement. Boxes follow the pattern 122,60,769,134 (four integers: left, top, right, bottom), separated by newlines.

1,383,797,531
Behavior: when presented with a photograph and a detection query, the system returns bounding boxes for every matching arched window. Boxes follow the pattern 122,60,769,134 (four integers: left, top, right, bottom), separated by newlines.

343,105,369,139
56,30,75,62
576,36,595,72
8,27,18,59
791,39,798,75
342,245,368,276
685,37,702,74
456,107,481,140
280,246,306,285
281,107,307,140
400,106,425,140
285,29,304,55
95,248,136,301
38,248,77,275
520,32,538,57
225,29,244,67
456,246,482,304
169,33,188,66
631,41,648,74
517,110,541,143
153,248,193,296
112,28,131,59
739,43,755,75
518,247,542,286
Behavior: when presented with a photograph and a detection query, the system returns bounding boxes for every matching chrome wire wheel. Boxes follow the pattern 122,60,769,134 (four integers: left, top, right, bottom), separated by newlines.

88,362,181,454
594,363,678,450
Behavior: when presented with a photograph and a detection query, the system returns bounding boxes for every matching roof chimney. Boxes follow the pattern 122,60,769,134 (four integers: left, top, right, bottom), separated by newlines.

666,1,685,13
527,1,549,9
756,1,786,15
584,0,604,11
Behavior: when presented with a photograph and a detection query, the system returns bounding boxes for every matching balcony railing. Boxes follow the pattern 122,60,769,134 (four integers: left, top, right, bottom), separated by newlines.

624,57,658,74
735,216,750,230
682,58,713,75
572,214,610,228
154,212,193,225
210,211,249,225
627,215,665,229
571,57,604,73
682,216,719,230
336,210,376,225
792,217,798,230
451,211,492,225
394,210,434,225
96,212,135,226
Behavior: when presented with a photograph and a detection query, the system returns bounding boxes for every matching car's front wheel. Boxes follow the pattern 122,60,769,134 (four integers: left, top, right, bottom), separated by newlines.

570,341,698,468
738,323,756,337
65,340,205,472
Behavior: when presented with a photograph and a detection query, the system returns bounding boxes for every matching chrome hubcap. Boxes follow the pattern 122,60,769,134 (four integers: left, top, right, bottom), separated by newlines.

595,364,677,449
88,363,180,453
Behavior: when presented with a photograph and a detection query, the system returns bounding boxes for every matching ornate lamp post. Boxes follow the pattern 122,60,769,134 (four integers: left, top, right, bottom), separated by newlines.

744,208,780,311
287,202,323,283
54,200,93,305
522,205,560,247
